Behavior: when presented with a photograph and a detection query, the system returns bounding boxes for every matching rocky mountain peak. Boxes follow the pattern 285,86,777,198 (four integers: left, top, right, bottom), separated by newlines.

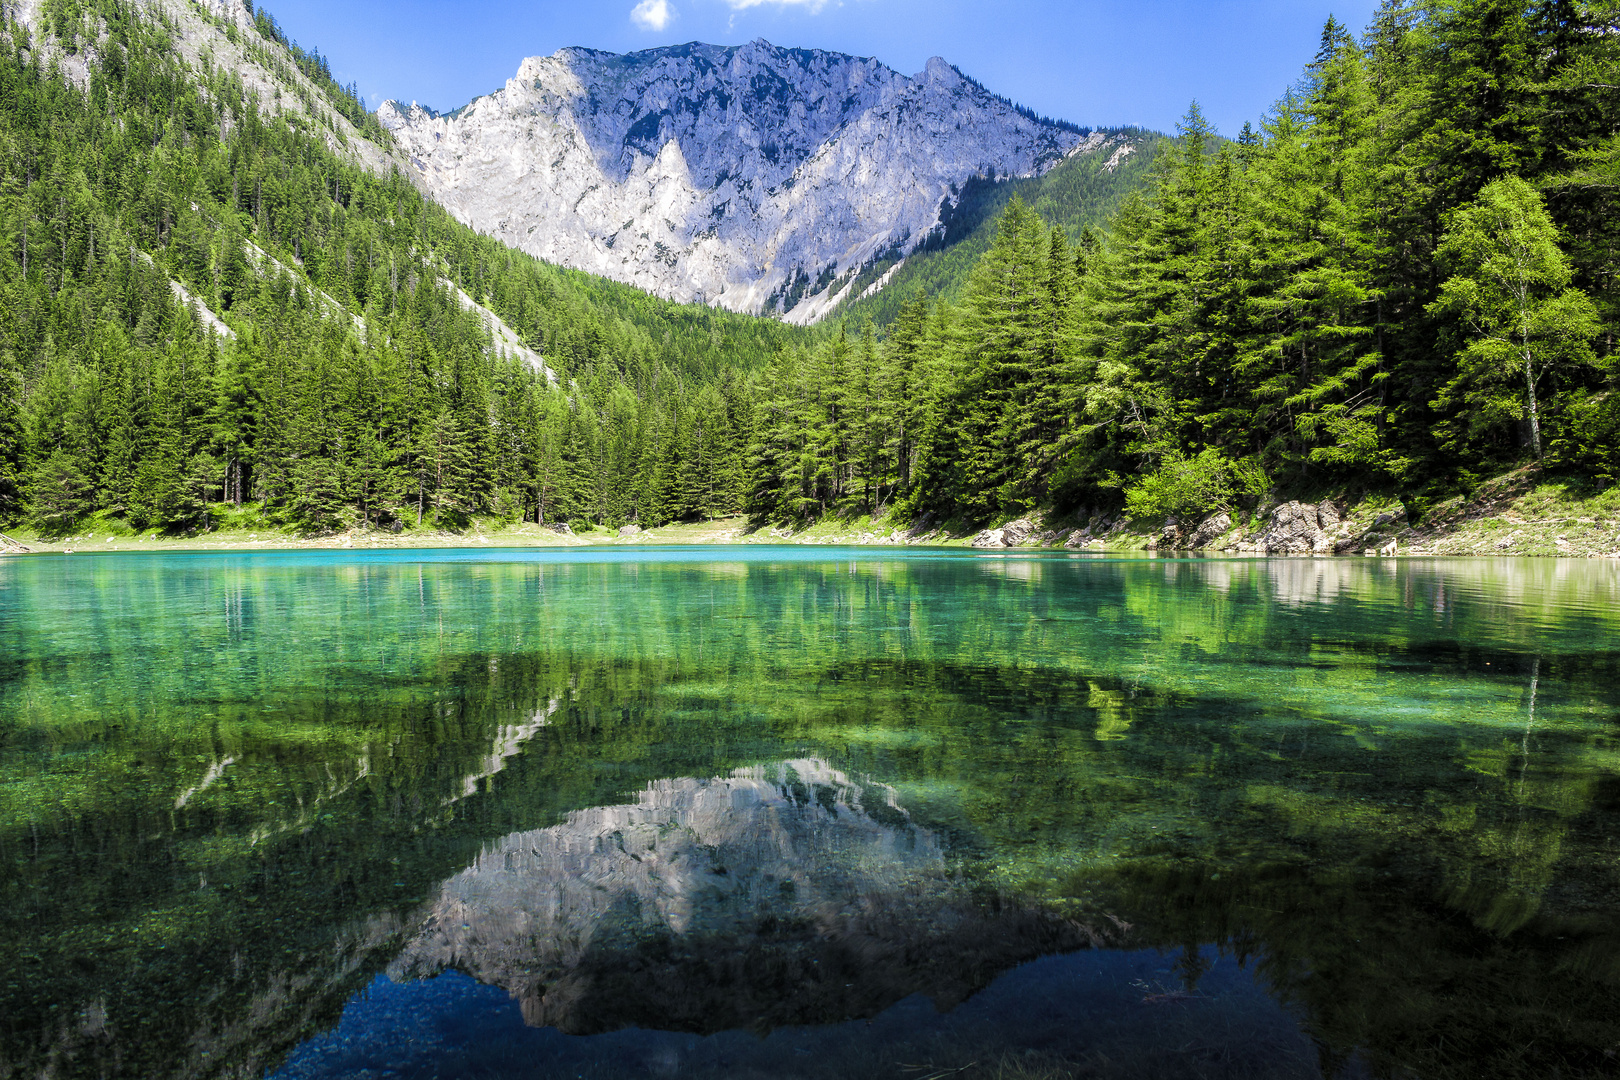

381,39,1099,321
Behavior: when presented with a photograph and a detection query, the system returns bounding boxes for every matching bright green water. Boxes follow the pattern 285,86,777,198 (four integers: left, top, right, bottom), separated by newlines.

2,548,1618,1079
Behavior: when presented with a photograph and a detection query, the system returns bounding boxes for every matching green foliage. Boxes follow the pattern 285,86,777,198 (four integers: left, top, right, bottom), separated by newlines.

831,130,1160,331
752,2,1618,528
1122,448,1268,519
0,0,802,532
4,0,1617,536
1428,176,1602,458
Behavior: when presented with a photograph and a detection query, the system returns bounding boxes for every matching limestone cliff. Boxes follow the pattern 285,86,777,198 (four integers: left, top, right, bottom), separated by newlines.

379,42,1115,321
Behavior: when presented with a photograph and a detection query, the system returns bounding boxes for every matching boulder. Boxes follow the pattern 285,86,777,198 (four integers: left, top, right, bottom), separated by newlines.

618,524,643,537
547,522,574,536
1256,501,1331,555
1316,500,1341,531
1001,518,1035,546
1189,512,1232,549
1372,508,1406,529
970,528,1007,549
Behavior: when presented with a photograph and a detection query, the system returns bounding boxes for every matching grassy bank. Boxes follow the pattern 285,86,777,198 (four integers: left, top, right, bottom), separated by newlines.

4,469,1617,558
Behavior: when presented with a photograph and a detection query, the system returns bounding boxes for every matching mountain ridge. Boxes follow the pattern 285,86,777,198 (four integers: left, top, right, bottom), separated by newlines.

378,37,1128,322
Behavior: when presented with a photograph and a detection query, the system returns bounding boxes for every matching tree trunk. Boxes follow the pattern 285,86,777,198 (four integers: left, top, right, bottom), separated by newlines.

1525,352,1542,459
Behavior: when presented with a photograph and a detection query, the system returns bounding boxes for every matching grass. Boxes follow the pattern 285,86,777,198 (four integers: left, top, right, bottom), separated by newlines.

7,467,1619,558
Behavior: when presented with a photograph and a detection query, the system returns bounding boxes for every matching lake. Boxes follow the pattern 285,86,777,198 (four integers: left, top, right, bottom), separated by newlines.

2,547,1617,1079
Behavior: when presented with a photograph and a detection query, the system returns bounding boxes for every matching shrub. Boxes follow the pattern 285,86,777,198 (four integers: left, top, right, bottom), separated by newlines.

1124,449,1269,520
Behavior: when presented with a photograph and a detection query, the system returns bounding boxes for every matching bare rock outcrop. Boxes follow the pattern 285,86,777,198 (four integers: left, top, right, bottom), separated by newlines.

1001,518,1035,545
1189,511,1233,549
971,518,1036,548
1256,501,1335,555
379,42,1124,322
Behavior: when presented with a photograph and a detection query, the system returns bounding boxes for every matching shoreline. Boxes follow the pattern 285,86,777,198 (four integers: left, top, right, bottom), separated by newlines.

4,468,1617,559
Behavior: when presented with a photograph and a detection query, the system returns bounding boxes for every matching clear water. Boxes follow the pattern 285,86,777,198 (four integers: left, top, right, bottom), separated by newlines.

2,547,1618,1079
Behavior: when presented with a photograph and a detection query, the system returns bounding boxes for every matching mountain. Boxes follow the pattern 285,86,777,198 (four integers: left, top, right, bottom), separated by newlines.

830,122,1159,329
379,41,1135,323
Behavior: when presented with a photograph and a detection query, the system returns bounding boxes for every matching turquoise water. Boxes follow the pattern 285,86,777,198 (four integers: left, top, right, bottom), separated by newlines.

1,547,1618,1079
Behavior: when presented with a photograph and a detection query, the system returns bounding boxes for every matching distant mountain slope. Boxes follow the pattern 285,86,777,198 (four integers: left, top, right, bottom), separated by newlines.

379,41,1108,321
825,127,1160,329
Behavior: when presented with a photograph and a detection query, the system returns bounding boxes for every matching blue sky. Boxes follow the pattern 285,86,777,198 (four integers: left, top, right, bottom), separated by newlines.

260,0,1381,136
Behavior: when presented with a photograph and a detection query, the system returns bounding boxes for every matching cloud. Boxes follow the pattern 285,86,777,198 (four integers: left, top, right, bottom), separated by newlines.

631,0,674,31
726,0,834,11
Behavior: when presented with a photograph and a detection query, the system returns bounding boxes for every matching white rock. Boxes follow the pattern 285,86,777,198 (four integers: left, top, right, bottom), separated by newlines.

381,41,1103,320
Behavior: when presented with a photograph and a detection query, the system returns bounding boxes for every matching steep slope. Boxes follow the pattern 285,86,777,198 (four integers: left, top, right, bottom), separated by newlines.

828,125,1160,329
14,0,396,174
379,41,1097,320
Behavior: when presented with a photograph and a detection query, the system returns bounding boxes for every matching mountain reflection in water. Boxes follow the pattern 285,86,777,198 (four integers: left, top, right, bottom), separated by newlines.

389,761,1108,1035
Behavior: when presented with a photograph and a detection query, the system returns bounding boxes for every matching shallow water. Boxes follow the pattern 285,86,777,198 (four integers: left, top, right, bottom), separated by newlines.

1,547,1617,1079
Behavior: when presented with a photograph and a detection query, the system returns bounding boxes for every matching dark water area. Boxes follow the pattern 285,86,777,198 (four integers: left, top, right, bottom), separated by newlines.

1,547,1618,1079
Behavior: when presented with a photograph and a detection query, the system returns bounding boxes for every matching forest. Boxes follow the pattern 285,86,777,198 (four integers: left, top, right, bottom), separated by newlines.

750,2,1620,527
0,0,1616,536
0,0,800,535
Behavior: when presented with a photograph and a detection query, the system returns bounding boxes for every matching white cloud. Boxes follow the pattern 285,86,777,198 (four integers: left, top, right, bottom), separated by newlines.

726,0,834,12
631,0,675,31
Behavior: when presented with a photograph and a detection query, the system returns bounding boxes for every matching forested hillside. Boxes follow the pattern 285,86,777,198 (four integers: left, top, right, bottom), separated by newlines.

0,0,805,535
747,1,1620,529
827,129,1159,330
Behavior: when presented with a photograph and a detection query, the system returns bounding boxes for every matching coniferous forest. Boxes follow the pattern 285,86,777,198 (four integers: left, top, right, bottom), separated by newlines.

0,0,1616,537
750,3,1620,527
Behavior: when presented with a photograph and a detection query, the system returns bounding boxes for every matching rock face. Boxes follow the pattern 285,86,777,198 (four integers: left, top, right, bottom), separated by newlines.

389,761,1107,1034
1000,518,1035,545
380,42,1109,321
971,518,1036,548
1189,511,1232,549
1256,501,1337,555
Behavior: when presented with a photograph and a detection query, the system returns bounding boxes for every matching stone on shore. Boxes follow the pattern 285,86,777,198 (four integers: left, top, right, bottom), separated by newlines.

1189,512,1232,549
